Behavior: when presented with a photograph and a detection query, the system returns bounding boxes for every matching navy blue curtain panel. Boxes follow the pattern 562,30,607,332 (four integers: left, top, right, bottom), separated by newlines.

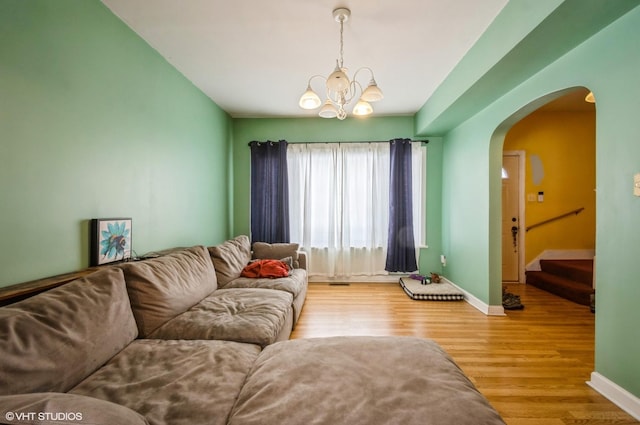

249,140,290,243
385,138,418,272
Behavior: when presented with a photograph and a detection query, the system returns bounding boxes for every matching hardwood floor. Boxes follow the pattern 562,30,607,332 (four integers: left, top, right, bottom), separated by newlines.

291,282,639,425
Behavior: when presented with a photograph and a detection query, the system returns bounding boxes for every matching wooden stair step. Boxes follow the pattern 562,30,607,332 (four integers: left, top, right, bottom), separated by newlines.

526,270,594,306
539,259,593,286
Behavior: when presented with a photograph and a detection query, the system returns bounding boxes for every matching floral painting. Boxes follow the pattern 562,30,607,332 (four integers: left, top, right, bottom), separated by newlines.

90,218,132,266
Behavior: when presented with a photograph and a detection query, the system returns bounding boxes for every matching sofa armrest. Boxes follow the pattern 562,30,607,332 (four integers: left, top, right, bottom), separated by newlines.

297,251,307,270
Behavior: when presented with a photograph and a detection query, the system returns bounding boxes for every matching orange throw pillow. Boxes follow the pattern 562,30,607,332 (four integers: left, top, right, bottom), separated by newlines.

240,259,290,278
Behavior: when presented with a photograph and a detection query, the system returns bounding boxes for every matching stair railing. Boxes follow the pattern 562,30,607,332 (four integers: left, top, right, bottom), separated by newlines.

526,207,585,232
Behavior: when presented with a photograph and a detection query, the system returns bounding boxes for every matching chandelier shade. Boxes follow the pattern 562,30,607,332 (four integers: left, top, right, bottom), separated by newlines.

327,63,350,92
299,84,322,109
298,8,383,120
361,79,384,102
352,99,373,116
319,100,338,118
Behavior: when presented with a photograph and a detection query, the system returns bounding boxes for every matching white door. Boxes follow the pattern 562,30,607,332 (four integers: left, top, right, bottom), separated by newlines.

502,155,521,282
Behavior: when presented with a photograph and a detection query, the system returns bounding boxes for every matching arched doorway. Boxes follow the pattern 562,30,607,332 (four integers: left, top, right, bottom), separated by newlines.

492,87,596,310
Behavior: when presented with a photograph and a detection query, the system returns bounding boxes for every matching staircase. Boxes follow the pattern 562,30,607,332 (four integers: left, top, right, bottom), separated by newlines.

526,259,594,306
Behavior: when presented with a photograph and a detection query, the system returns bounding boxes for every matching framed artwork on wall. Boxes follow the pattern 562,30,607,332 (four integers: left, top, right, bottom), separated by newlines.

90,218,132,266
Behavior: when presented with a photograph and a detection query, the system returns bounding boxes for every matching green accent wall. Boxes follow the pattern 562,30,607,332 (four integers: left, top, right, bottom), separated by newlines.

424,3,640,398
0,0,232,287
231,117,444,274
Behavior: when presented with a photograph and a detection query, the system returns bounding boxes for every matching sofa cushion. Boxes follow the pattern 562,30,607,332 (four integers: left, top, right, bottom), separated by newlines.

70,339,260,425
228,336,506,425
224,268,306,299
119,246,217,337
0,268,138,395
252,241,300,268
0,393,149,425
208,235,252,286
148,288,293,347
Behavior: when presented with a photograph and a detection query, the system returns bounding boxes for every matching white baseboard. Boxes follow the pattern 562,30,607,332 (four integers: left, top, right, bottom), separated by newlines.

443,277,506,316
526,249,596,271
587,372,640,420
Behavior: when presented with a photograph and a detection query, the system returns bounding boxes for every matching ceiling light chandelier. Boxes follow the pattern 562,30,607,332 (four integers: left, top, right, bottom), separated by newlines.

298,8,383,120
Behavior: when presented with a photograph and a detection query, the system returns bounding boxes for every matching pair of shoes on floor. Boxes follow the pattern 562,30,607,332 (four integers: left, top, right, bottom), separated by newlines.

502,292,524,310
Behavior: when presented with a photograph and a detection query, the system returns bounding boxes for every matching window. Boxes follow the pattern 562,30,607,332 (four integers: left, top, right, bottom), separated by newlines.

288,142,426,278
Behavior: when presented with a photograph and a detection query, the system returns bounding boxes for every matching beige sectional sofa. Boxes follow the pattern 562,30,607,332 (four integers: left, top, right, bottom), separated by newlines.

208,235,307,326
0,236,506,425
120,243,299,347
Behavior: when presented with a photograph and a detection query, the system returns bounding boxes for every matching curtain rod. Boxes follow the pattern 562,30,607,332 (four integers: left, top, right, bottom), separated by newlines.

248,140,429,146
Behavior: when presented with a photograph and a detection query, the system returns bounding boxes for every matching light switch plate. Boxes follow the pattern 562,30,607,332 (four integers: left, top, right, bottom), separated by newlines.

634,173,640,197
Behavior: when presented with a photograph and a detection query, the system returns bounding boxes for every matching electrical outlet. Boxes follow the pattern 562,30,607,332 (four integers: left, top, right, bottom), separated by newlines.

440,255,446,267
634,173,640,197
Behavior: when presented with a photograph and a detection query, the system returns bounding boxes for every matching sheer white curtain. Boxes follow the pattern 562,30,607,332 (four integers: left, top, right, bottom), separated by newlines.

288,143,389,278
412,144,425,249
288,142,425,278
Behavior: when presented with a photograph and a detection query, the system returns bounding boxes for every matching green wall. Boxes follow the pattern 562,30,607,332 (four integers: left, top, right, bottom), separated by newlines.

0,1,232,287
231,116,443,274
429,5,640,398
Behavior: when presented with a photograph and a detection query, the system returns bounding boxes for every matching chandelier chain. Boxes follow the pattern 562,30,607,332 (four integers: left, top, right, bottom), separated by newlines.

339,15,344,69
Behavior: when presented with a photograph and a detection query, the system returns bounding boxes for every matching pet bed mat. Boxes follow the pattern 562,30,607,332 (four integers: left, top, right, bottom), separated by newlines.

399,277,465,301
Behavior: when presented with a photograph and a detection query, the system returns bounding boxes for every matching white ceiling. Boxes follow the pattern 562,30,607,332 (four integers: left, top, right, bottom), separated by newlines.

101,0,508,118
